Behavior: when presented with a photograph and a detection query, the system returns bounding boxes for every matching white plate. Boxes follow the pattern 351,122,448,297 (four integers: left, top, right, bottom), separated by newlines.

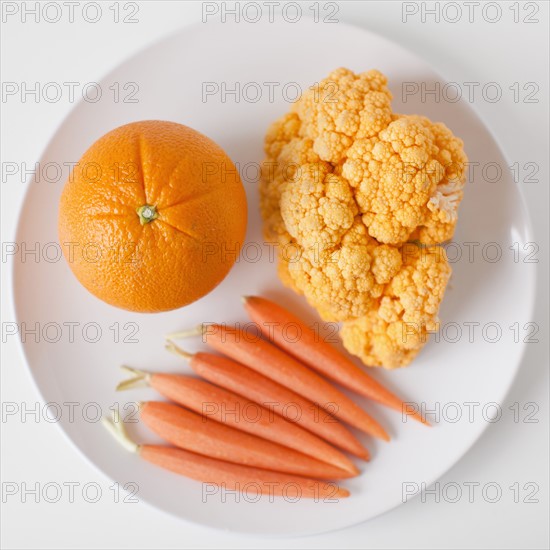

13,19,536,536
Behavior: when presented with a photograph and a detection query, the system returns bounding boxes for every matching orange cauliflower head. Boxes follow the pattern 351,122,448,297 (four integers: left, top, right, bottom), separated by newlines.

260,68,467,368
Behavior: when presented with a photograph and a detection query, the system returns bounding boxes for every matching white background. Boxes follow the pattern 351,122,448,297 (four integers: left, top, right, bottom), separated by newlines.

1,1,548,548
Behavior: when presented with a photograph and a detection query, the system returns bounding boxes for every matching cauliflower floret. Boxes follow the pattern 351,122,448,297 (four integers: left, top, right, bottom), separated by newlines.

260,113,321,243
372,245,404,285
286,219,402,321
286,221,377,321
340,244,451,368
280,163,357,249
343,115,464,245
278,164,402,320
339,311,418,369
293,68,393,163
260,68,466,368
411,122,468,244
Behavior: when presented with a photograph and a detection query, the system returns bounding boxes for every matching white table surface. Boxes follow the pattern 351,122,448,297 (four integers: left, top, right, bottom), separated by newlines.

1,1,548,548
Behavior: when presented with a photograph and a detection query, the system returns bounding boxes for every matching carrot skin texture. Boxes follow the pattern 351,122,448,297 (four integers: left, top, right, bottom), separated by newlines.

201,325,390,441
244,296,428,425
140,401,353,480
149,373,359,475
188,352,370,460
140,445,350,499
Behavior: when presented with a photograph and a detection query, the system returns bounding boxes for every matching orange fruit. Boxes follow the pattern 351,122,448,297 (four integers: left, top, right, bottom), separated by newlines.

58,120,247,312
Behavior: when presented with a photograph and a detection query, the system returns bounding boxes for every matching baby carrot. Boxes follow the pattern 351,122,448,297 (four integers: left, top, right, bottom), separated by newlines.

168,325,390,441
140,401,354,480
102,414,349,499
117,367,358,475
141,446,350,499
166,343,370,460
243,296,428,425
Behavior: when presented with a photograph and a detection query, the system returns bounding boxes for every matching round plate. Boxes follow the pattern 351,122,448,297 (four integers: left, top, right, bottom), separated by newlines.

13,19,535,536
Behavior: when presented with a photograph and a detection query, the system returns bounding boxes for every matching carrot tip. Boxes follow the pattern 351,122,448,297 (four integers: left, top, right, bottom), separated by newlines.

405,412,431,426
